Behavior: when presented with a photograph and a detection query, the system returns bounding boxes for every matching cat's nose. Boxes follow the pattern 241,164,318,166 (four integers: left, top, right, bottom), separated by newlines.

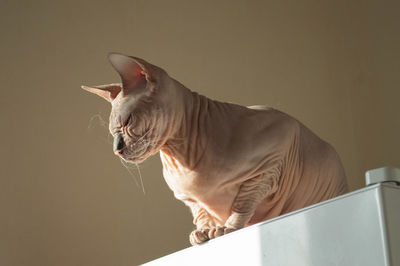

113,135,125,155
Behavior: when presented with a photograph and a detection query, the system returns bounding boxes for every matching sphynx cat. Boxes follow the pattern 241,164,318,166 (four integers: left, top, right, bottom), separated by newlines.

82,53,348,245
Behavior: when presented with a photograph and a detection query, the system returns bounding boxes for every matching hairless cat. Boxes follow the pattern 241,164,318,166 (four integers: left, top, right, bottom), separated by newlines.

83,53,348,245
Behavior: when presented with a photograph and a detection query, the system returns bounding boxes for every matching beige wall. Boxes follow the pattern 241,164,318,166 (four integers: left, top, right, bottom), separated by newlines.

1,0,399,265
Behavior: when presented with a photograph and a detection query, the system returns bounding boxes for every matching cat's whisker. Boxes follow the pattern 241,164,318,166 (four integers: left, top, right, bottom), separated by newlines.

106,133,114,145
118,146,147,195
120,144,129,152
87,113,108,130
140,129,152,139
132,133,154,148
119,158,142,192
87,113,113,145
134,163,146,195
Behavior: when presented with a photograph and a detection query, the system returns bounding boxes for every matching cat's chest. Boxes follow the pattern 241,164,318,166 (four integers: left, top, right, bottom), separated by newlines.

159,150,216,197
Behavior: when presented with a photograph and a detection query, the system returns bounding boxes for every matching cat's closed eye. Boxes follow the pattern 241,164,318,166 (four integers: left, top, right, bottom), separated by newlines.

122,115,132,127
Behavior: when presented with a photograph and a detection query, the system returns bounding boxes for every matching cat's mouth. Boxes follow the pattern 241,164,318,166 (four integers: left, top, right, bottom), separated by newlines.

118,147,149,163
120,152,149,164
122,156,145,164
117,131,157,163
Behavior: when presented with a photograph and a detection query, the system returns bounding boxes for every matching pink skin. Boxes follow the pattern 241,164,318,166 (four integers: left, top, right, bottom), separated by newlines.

83,53,348,245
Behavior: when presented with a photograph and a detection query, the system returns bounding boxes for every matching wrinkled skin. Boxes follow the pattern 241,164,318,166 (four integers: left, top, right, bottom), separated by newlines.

83,53,348,245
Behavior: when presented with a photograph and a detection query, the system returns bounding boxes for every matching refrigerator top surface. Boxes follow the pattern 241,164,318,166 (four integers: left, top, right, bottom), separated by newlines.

143,183,400,266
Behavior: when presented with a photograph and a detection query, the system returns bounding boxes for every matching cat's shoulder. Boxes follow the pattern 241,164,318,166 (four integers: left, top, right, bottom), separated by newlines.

243,105,301,138
246,105,298,129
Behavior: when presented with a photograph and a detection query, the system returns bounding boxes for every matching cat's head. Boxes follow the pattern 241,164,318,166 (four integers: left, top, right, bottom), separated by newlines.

83,53,171,163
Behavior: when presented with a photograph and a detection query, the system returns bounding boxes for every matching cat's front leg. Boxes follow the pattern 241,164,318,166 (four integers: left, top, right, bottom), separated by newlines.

184,200,216,245
223,173,279,235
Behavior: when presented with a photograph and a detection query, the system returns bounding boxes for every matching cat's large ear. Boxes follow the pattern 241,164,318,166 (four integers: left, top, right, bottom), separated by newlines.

81,83,122,102
108,53,154,95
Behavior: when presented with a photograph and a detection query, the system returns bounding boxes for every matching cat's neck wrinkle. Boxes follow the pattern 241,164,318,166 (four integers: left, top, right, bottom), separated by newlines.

162,86,213,170
186,91,210,169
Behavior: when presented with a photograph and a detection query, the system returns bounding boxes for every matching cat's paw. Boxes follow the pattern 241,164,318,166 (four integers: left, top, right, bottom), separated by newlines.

189,228,210,245
207,226,236,239
189,227,237,245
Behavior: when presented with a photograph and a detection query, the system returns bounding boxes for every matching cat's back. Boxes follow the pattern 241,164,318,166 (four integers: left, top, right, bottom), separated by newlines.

242,105,348,200
241,106,348,221
246,105,273,111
